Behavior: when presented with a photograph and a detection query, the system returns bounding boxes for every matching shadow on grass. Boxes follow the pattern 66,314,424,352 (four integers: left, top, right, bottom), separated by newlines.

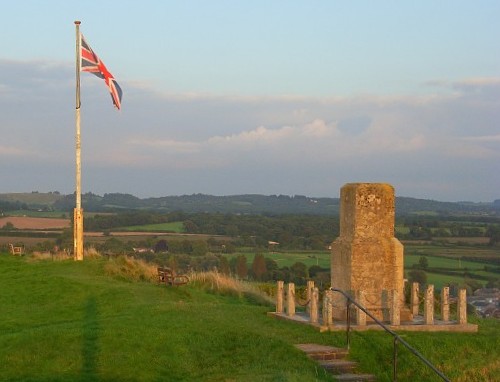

81,296,99,382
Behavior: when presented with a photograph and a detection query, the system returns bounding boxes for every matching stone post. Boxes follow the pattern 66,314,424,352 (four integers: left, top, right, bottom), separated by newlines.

355,290,366,326
276,281,284,314
310,287,319,324
457,288,467,324
411,282,419,316
390,290,401,325
306,280,314,313
441,286,450,322
286,283,296,317
322,290,333,326
424,284,434,325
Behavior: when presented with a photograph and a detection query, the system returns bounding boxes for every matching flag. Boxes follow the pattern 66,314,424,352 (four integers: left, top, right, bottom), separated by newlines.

81,34,122,110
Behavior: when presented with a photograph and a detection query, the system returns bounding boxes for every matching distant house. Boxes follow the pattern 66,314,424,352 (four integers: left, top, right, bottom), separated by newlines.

132,247,152,254
268,241,279,252
469,288,500,318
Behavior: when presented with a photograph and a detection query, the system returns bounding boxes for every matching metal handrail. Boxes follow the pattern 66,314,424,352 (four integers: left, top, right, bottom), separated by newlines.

330,288,450,382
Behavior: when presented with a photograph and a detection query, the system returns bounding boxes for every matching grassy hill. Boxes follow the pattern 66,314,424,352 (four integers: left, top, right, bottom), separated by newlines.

0,255,498,381
3,192,499,216
0,192,64,206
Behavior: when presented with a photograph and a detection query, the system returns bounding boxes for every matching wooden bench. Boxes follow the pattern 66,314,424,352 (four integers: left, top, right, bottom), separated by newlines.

9,244,24,256
157,267,189,286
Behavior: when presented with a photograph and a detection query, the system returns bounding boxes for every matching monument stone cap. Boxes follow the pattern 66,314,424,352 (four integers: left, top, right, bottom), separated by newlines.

339,183,395,239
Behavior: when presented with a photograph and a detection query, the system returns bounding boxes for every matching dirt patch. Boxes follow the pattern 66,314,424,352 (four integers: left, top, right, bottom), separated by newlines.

0,216,70,229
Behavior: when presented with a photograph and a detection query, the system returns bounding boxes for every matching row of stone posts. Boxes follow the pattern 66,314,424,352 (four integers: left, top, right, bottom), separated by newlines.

276,281,468,326
411,283,468,325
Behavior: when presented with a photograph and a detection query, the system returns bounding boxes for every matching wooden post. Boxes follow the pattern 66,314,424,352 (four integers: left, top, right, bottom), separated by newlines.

424,284,434,325
276,281,284,314
310,287,319,324
411,282,419,316
286,283,295,317
441,287,450,322
457,288,467,324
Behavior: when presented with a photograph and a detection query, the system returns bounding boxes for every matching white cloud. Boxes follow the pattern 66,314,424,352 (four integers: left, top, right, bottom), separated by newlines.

460,134,500,142
0,145,27,156
1,60,499,201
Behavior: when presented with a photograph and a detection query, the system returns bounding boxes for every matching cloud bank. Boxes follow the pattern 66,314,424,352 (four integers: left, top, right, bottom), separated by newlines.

0,59,499,201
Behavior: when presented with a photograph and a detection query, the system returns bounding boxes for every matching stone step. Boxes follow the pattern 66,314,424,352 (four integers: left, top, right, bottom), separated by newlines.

295,343,376,381
318,359,358,374
332,373,377,381
294,343,349,360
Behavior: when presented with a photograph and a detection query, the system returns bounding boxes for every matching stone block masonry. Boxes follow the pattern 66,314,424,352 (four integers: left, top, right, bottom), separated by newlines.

331,183,411,321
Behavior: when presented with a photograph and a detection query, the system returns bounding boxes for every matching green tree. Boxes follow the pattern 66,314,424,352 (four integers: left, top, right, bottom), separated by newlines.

235,255,248,279
408,269,427,287
290,262,308,285
192,241,208,257
154,239,168,253
251,253,267,281
219,256,231,275
418,256,429,270
487,226,500,246
1,221,15,230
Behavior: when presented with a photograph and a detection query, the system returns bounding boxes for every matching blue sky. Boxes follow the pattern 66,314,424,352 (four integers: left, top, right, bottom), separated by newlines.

1,1,499,201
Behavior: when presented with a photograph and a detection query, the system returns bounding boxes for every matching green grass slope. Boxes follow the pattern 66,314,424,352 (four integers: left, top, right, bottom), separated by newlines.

0,255,336,381
0,255,498,381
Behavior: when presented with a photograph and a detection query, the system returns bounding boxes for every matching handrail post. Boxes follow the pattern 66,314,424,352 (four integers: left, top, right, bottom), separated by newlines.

393,337,398,382
329,287,450,382
346,299,351,350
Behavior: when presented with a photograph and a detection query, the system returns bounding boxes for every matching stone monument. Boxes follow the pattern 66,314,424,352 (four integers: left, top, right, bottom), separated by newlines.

331,183,411,322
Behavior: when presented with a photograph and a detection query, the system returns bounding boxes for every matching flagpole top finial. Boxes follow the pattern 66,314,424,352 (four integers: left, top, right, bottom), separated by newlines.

74,20,81,25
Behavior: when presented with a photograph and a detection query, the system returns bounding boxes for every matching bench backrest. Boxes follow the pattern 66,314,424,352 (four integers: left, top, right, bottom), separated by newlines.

9,244,23,255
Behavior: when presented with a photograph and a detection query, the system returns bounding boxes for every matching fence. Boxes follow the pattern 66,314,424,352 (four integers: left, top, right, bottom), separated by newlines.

275,280,469,327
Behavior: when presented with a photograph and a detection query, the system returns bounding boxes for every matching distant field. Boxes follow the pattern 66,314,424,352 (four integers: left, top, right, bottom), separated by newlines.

117,221,185,233
434,237,490,244
228,250,331,268
395,225,410,234
5,210,68,218
226,243,500,271
0,216,70,229
404,242,500,259
404,254,486,270
424,273,474,290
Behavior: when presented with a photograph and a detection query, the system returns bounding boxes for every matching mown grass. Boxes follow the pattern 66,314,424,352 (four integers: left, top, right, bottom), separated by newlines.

0,254,498,381
350,318,500,382
0,254,337,381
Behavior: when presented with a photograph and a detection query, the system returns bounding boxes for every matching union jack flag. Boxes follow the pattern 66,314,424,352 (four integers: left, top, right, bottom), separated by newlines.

81,34,122,110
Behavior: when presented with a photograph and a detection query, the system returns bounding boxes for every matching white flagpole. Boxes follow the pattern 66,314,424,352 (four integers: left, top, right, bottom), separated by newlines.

74,20,84,261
